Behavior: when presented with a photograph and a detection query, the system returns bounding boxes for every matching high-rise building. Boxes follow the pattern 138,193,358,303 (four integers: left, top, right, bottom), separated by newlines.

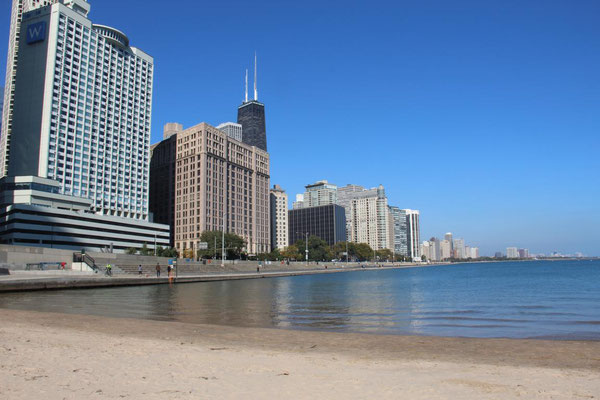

5,0,153,220
349,185,392,250
440,239,452,260
270,184,288,251
445,232,453,253
389,206,408,256
453,238,465,259
216,122,242,142
506,247,519,258
237,55,267,151
404,209,420,260
173,122,270,255
1,0,63,177
288,204,346,247
292,193,304,209
0,0,169,252
294,180,337,209
518,248,529,259
149,124,180,246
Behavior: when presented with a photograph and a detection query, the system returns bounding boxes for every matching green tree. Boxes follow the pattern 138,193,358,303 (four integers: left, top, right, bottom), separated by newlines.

354,243,374,261
421,254,427,261
376,249,393,261
196,231,247,260
307,235,332,261
125,247,137,255
281,244,301,260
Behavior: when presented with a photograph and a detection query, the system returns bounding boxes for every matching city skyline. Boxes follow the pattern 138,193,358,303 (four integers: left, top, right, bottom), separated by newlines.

1,0,598,255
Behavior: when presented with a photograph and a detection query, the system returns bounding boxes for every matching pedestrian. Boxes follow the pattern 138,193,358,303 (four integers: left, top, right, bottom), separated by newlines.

167,264,172,278
155,263,161,278
106,263,112,276
138,264,143,276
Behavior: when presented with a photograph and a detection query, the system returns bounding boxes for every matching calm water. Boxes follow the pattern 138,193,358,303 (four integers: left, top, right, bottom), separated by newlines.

1,260,599,339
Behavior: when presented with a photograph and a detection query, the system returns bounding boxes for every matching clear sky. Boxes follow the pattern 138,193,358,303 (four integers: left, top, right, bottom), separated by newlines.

1,0,599,256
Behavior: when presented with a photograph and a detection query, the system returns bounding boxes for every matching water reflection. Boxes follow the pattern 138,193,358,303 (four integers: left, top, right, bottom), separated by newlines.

1,260,599,339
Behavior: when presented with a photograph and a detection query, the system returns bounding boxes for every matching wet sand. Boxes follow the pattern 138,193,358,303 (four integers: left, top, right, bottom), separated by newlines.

1,309,599,399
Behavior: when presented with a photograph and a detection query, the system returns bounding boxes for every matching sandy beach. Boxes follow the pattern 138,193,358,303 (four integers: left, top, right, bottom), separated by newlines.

0,309,599,399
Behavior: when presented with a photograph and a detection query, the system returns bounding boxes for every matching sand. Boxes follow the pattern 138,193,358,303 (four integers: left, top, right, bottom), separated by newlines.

1,309,599,399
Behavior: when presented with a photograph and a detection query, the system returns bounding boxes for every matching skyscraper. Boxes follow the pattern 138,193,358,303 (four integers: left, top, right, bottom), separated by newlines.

5,0,153,219
288,204,346,247
404,209,421,260
237,55,267,151
216,122,242,142
389,206,408,256
270,184,288,251
0,0,169,251
173,122,270,255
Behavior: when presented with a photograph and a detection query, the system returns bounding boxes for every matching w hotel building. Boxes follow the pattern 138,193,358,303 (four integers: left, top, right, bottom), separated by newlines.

0,0,169,251
151,122,270,255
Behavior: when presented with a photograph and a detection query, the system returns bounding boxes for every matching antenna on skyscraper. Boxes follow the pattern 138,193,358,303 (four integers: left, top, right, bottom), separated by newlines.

254,51,258,101
245,69,248,103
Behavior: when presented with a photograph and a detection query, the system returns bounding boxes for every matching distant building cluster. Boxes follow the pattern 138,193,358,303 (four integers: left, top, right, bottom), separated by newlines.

421,232,479,261
269,180,421,260
500,247,530,259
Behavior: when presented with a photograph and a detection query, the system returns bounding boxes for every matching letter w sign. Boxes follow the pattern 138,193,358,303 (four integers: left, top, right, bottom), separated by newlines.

27,21,46,44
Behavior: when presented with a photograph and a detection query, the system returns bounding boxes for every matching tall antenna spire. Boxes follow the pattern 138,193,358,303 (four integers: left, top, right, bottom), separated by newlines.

244,69,248,103
254,51,258,101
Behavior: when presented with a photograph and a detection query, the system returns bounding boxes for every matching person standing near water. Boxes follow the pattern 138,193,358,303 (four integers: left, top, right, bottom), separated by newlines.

138,264,143,276
155,263,161,278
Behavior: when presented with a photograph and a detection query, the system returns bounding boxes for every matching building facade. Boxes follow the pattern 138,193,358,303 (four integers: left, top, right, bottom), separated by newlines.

0,176,169,251
216,122,242,142
288,204,346,247
174,122,270,255
269,184,288,251
5,0,153,220
148,124,179,246
404,209,420,260
237,100,266,151
293,180,337,209
506,247,519,258
349,185,392,251
0,0,169,252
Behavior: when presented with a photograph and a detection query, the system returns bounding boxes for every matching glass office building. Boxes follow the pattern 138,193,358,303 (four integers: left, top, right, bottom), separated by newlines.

288,204,346,247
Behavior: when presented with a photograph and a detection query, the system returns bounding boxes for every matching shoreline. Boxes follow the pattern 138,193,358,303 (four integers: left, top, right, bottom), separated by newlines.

1,309,599,399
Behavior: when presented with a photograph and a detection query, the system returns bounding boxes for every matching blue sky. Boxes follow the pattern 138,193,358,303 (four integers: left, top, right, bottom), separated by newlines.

1,0,599,255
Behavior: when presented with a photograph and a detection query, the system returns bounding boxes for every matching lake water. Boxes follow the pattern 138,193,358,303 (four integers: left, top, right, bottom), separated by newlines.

1,260,599,339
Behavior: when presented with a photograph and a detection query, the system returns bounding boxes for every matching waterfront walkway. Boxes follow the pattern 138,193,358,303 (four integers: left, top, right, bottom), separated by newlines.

0,264,411,293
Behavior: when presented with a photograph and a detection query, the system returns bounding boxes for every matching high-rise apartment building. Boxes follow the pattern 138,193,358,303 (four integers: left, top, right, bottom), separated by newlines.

174,122,270,255
349,185,392,251
389,206,407,256
293,180,337,209
506,247,519,258
445,232,454,253
453,238,465,259
216,122,242,142
518,248,529,259
404,209,420,260
0,86,3,136
0,0,169,252
270,184,288,251
440,239,452,260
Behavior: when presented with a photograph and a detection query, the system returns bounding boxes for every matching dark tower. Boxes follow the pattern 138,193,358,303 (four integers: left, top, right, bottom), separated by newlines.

237,53,267,151
237,100,266,151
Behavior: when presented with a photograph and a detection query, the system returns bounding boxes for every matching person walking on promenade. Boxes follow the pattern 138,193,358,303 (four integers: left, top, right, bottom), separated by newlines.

155,263,161,278
138,264,143,276
105,263,112,277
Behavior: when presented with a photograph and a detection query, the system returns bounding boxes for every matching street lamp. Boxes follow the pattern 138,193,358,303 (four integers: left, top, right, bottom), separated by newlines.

296,232,308,266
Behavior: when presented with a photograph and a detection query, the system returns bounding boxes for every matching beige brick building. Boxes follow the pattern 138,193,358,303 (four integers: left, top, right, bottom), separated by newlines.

174,122,270,255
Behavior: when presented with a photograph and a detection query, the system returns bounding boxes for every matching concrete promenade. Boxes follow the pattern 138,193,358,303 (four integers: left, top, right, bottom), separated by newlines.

0,264,418,293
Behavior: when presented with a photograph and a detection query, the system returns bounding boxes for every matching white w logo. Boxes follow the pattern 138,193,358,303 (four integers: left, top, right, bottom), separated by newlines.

28,26,43,38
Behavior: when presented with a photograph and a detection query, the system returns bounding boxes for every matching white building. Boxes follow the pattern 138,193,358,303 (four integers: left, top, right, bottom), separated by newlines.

453,238,465,259
440,239,451,260
506,247,519,258
270,184,288,251
349,185,392,251
0,0,169,251
404,209,420,260
293,180,337,209
216,122,242,142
